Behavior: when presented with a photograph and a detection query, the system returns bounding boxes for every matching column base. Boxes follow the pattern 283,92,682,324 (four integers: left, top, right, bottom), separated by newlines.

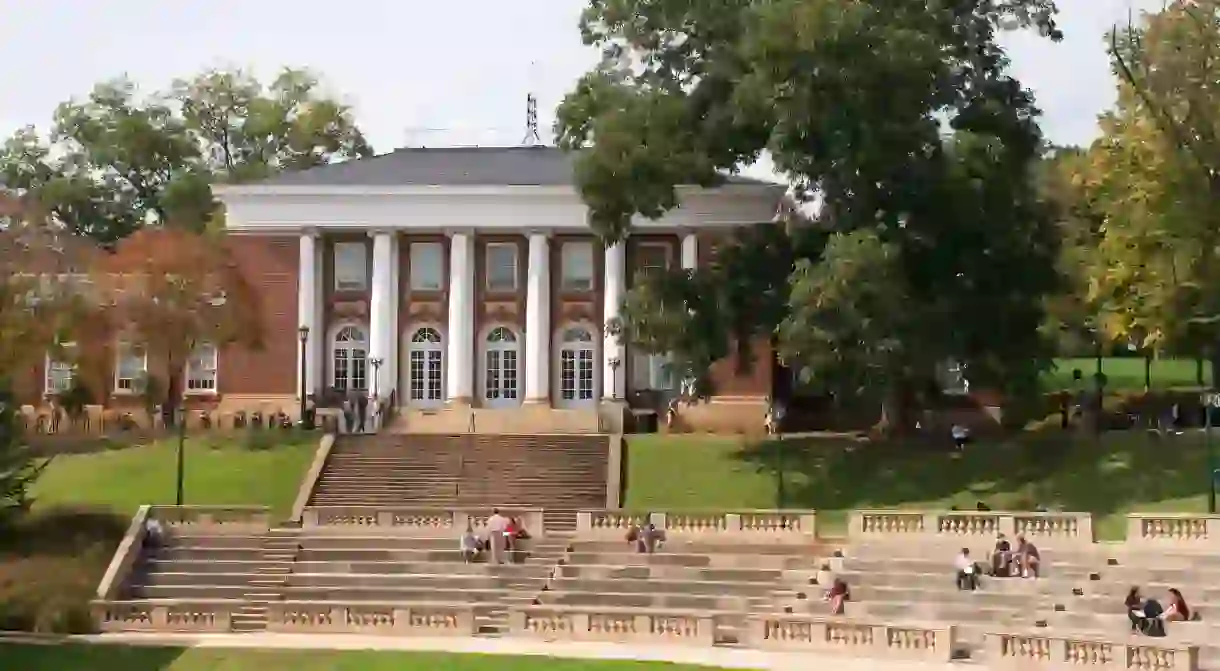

446,397,473,408
523,398,550,406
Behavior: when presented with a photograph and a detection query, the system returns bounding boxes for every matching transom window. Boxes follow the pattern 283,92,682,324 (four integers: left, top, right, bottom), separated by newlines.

333,242,368,291
561,241,595,292
409,242,444,291
485,243,518,292
115,342,147,392
186,342,218,393
332,324,369,392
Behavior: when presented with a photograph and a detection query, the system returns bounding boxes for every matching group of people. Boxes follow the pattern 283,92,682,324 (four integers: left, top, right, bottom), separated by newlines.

1127,587,1194,637
626,521,667,554
459,509,531,565
955,534,1042,591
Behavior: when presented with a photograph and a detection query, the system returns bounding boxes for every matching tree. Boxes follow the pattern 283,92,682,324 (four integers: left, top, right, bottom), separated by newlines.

558,0,1063,425
0,68,373,245
91,227,262,423
1103,1,1220,382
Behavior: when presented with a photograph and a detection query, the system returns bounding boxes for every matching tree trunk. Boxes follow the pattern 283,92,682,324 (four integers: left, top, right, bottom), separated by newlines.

1144,354,1152,392
1198,357,1206,387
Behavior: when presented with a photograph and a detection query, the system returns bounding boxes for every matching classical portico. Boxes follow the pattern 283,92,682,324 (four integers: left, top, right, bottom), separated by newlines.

217,146,785,432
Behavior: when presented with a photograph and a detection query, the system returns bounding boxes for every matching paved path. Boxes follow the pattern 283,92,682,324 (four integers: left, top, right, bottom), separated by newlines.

26,632,966,670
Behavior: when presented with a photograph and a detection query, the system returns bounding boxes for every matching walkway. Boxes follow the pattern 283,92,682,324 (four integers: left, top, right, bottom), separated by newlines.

13,632,965,671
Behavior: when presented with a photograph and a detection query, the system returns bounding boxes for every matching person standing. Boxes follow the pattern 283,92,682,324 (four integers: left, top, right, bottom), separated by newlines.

486,509,510,565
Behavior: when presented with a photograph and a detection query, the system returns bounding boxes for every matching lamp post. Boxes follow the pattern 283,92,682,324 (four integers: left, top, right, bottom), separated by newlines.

298,326,310,429
1205,391,1220,513
177,294,227,508
370,357,383,430
175,404,186,506
608,357,621,401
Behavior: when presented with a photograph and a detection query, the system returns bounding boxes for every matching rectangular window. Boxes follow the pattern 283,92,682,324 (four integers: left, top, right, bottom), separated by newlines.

410,242,445,291
115,342,147,392
561,241,595,292
186,343,218,393
333,242,368,291
485,242,518,292
45,348,75,395
636,243,671,276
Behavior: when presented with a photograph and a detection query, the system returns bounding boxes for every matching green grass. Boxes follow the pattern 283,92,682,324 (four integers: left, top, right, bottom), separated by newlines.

0,644,733,671
1043,357,1207,391
624,431,1212,540
30,432,320,518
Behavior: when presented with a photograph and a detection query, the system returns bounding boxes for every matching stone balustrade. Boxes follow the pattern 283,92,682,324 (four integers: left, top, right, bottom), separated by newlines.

984,631,1199,671
301,506,545,537
91,599,237,632
1126,514,1220,550
266,601,475,636
148,505,272,533
848,509,1094,546
508,605,716,645
95,505,151,601
575,509,817,543
745,614,955,662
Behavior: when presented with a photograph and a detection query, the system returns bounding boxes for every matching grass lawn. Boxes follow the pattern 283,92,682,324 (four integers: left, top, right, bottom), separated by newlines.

624,430,1211,541
0,644,731,671
30,431,320,518
1043,357,1207,391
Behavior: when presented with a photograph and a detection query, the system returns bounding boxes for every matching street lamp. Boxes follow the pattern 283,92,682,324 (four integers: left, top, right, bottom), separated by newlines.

298,326,311,429
370,357,383,429
608,357,621,401
1205,391,1220,513
177,294,226,509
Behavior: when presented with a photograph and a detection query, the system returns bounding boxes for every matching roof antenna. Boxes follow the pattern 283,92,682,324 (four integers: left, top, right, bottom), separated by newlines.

521,93,541,147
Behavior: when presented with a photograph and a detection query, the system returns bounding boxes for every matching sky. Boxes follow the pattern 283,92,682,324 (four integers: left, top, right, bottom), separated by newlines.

0,0,1162,182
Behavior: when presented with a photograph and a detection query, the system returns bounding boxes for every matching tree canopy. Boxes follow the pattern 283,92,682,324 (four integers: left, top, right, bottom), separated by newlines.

560,0,1064,422
0,68,372,245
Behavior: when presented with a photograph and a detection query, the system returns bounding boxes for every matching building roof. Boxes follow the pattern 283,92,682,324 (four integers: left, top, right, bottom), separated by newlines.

254,146,777,188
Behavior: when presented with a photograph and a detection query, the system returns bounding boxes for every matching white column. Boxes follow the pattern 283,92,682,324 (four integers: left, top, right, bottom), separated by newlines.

446,232,475,403
369,231,393,400
297,231,320,399
524,232,551,403
312,241,324,392
386,234,400,400
603,241,626,400
681,232,698,271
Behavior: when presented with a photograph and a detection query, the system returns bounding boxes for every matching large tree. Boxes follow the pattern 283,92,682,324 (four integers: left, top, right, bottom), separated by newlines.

1089,1,1220,380
0,68,372,245
558,0,1063,423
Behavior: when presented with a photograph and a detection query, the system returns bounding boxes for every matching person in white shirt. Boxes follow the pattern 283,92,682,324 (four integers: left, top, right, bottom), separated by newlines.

955,548,979,591
486,509,509,565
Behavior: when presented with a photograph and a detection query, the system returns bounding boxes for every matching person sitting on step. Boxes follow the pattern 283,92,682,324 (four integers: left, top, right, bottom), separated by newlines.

460,524,480,564
955,548,980,591
991,533,1012,577
1015,535,1041,578
1163,588,1192,623
826,578,851,615
143,516,166,552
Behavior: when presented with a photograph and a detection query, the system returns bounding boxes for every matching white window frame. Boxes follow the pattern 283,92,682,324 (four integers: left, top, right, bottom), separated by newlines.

409,242,445,292
115,342,148,394
485,242,519,292
333,241,368,292
44,344,77,396
560,241,595,292
185,342,219,395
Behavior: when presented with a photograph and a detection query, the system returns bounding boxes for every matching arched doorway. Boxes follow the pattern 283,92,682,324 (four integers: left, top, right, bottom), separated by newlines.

482,325,520,408
331,323,369,393
556,325,597,408
405,326,444,408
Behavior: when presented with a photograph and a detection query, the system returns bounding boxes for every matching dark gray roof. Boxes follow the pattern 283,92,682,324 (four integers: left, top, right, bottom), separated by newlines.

255,146,776,187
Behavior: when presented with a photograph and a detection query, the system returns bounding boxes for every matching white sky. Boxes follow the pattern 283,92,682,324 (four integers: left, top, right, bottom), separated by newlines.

0,0,1161,182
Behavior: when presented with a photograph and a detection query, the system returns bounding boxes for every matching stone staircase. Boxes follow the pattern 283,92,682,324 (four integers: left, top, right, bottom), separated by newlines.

231,528,301,632
308,433,610,531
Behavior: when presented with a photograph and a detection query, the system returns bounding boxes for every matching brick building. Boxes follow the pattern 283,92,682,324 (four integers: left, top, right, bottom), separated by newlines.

23,147,786,433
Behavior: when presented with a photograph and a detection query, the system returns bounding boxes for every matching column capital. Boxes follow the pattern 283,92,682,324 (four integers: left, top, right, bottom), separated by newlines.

445,228,476,239
526,229,553,240
366,228,396,239
300,226,321,239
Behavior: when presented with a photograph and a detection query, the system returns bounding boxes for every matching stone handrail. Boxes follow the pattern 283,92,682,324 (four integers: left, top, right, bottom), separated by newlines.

147,505,272,533
91,599,238,632
984,631,1198,670
508,605,715,645
576,509,817,543
301,506,546,537
266,600,475,636
291,433,335,523
94,505,150,600
745,614,954,662
848,509,1094,545
1126,514,1220,549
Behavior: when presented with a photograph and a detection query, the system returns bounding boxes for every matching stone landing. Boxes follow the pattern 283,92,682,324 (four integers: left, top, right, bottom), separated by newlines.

391,405,603,434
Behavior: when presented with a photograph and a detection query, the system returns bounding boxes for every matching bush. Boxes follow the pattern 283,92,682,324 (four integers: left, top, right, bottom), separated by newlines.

0,506,128,633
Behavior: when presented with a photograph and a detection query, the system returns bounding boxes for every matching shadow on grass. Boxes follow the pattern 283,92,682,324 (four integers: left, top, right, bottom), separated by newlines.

734,430,1211,522
0,643,187,671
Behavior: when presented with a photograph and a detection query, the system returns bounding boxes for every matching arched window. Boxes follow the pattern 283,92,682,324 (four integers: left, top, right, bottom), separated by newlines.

482,325,520,408
556,325,597,408
332,324,369,392
406,326,444,407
